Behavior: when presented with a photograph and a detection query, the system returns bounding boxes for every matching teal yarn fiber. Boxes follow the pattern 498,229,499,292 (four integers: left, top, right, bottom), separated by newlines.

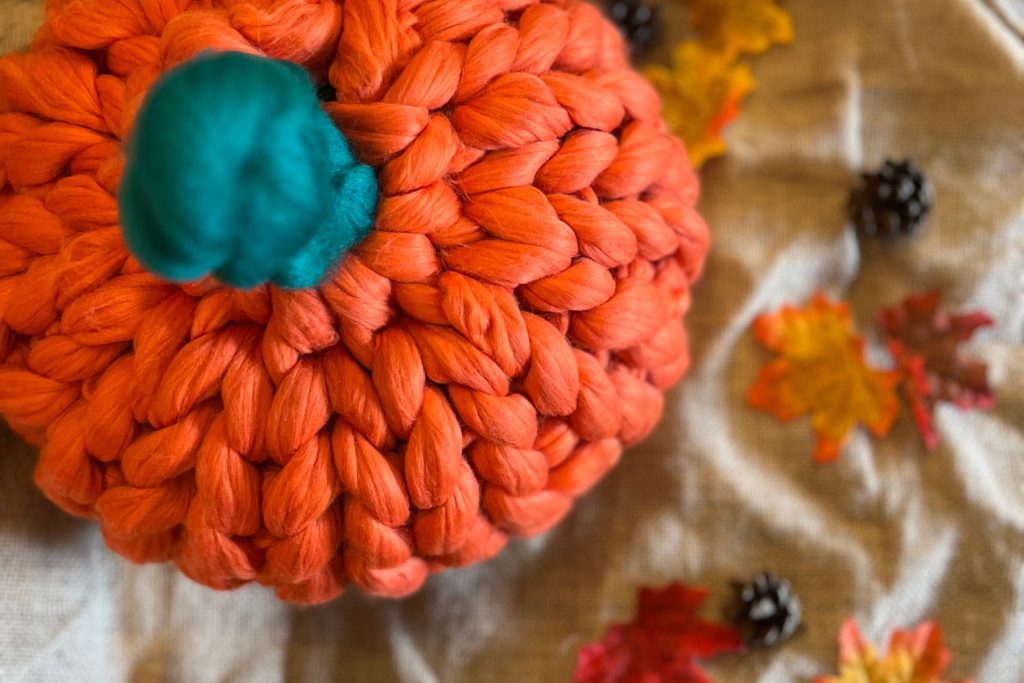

119,51,378,290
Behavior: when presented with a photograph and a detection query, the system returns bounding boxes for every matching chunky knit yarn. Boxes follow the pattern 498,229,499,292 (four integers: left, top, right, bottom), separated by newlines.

0,0,709,604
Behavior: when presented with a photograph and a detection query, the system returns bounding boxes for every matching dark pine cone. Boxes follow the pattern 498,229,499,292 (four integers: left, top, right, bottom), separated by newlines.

729,573,802,647
609,0,659,55
848,159,934,238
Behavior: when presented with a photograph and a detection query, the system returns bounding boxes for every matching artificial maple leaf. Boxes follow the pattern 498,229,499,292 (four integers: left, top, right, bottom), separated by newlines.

689,0,795,58
646,42,755,168
747,293,901,462
816,619,974,683
877,292,995,450
574,583,743,683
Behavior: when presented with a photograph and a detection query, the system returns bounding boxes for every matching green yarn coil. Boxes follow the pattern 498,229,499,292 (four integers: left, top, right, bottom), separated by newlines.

119,51,378,290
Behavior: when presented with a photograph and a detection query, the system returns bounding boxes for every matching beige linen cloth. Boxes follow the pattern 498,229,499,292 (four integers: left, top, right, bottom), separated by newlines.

1,1,1023,681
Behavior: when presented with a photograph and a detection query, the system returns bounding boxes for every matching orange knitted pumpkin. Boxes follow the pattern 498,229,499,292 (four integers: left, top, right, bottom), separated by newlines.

0,0,708,604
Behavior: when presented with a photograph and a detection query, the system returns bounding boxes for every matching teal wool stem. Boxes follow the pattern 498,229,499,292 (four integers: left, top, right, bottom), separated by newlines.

119,51,378,290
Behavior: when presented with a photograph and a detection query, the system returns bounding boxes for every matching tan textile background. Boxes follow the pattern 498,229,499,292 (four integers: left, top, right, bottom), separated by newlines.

1,1,1023,681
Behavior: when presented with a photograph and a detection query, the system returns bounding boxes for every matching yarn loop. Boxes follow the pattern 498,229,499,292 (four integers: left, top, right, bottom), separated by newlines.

119,51,378,290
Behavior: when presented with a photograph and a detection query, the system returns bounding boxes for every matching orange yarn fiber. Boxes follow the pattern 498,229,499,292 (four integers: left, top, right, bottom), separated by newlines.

0,0,709,604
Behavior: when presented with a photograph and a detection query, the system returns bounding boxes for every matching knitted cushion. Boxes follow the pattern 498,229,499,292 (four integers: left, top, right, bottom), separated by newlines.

0,0,709,604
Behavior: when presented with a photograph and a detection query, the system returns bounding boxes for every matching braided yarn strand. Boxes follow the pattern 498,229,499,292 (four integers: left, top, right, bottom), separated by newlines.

0,0,709,604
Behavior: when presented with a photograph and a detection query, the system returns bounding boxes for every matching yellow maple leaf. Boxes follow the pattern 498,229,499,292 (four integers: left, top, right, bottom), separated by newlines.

816,619,974,683
747,294,900,462
646,42,755,169
690,0,795,59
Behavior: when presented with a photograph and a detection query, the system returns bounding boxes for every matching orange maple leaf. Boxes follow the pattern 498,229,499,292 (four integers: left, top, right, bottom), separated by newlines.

816,619,974,683
747,294,900,462
647,0,793,168
646,43,755,169
690,0,795,59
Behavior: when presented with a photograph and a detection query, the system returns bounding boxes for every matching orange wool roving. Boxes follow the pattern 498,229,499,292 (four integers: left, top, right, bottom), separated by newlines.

0,0,709,604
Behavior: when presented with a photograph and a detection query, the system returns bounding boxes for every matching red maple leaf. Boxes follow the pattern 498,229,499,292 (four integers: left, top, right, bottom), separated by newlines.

574,584,743,683
877,292,995,449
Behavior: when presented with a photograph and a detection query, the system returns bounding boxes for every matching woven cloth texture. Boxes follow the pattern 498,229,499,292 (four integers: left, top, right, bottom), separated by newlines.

1,0,1023,681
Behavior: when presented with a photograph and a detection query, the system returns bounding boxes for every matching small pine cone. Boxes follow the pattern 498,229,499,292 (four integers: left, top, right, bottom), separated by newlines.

729,572,802,647
609,0,660,55
848,159,933,238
